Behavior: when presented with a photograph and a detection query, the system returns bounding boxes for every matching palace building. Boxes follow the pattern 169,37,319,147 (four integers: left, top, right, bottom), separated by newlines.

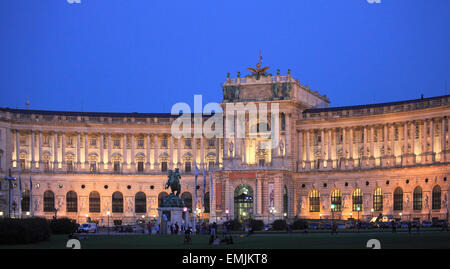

0,63,449,225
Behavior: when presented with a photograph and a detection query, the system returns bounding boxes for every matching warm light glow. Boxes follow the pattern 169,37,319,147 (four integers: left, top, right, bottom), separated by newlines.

331,204,335,209
225,209,230,214
85,214,89,217
0,212,3,216
141,215,145,219
26,211,30,216
242,212,246,216
283,212,287,217
183,207,187,212
371,208,374,212
106,211,110,216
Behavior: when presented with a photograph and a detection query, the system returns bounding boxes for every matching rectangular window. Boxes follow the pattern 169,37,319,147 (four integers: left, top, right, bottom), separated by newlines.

161,161,168,172
259,159,265,167
162,139,168,147
208,139,215,147
208,161,215,170
113,140,120,148
90,139,97,146
137,161,144,173
185,139,191,147
19,159,25,170
138,139,144,148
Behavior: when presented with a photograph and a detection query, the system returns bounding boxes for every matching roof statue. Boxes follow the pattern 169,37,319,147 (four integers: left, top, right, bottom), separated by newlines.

247,51,270,80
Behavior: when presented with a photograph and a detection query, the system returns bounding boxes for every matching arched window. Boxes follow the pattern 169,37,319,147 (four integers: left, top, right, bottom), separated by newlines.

21,189,30,212
331,189,342,212
66,191,78,213
135,192,146,213
180,192,192,212
204,192,210,213
89,191,100,213
413,187,422,211
283,186,288,215
112,192,123,213
43,190,55,212
393,187,403,211
158,192,168,208
432,185,441,210
352,188,363,211
309,190,320,212
234,184,253,222
373,188,383,211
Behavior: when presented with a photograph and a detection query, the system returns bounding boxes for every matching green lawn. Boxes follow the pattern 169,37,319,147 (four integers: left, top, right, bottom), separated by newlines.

2,231,450,249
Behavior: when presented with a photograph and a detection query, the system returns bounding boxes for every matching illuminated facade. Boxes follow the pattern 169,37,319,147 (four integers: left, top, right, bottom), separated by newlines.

0,66,449,224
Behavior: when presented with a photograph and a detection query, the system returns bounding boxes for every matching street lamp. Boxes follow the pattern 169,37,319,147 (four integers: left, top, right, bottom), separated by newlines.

106,211,110,235
225,209,230,221
356,206,361,221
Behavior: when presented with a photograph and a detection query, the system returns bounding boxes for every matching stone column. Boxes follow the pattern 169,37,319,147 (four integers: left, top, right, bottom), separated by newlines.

441,117,446,160
76,132,81,167
403,122,408,155
411,121,415,155
257,178,262,215
430,119,434,155
390,124,395,156
146,133,151,171
370,126,375,157
298,131,303,170
84,132,88,165
38,131,43,169
53,132,58,168
108,133,112,167
327,129,332,167
99,133,104,171
154,134,159,170
15,129,20,168
383,124,388,156
99,133,104,164
305,130,311,170
422,120,427,153
320,129,325,169
31,130,36,168
349,127,353,160
123,133,127,170
342,128,347,159
363,126,367,157
61,132,66,166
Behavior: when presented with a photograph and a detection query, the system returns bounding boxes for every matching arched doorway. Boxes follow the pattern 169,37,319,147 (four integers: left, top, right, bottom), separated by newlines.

234,184,253,222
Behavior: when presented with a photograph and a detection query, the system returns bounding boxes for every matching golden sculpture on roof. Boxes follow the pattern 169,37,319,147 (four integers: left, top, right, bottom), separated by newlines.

247,51,270,79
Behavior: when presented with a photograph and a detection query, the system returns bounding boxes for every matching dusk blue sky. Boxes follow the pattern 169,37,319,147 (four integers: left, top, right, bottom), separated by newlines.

0,0,449,113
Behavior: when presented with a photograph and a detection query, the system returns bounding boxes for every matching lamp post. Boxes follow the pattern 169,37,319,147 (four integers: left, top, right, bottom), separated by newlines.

106,211,110,235
225,209,230,221
357,206,361,221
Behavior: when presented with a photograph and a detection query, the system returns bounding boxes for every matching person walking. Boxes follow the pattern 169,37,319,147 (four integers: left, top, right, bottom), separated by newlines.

147,222,152,235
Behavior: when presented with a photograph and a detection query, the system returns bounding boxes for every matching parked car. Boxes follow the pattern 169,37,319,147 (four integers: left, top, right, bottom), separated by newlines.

337,223,346,229
422,221,432,228
77,223,98,233
321,223,331,229
308,223,319,230
263,225,271,231
432,220,445,227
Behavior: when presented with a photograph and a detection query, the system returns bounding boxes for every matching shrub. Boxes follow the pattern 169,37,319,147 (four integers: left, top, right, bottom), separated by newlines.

292,219,308,230
49,218,77,234
249,219,264,231
0,217,51,245
271,219,287,230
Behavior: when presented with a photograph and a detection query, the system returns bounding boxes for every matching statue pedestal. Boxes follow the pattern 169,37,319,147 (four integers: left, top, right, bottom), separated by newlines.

157,207,189,234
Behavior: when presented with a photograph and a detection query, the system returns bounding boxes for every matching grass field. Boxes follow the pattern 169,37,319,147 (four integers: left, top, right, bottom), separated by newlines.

1,231,450,249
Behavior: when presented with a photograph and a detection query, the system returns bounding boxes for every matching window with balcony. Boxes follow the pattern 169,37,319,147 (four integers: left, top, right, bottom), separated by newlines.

137,161,144,173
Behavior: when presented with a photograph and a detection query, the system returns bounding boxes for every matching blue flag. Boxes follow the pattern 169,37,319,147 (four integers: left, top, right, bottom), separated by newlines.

209,166,213,213
202,165,206,212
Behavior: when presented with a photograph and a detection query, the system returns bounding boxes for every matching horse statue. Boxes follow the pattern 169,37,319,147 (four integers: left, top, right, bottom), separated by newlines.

165,168,181,197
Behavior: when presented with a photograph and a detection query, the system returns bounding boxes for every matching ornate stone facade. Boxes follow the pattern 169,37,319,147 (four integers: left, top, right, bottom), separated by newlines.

0,69,448,224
